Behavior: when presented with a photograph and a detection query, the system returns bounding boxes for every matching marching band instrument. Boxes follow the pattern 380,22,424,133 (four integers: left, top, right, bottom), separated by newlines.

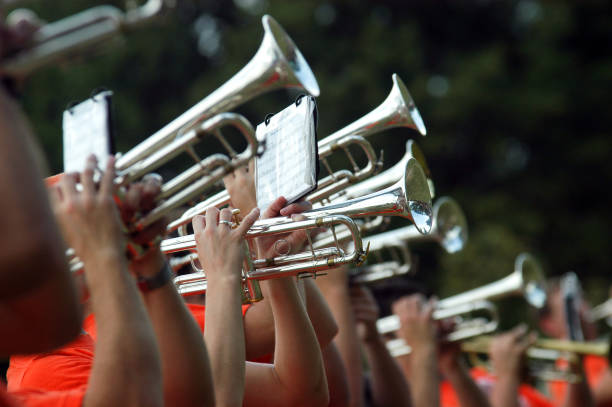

115,14,320,171
167,75,428,234
163,157,432,295
589,299,612,325
1,0,170,76
347,197,467,283
119,113,260,229
378,253,546,351
332,139,434,203
165,155,433,251
169,214,367,299
167,133,382,235
386,300,500,357
317,73,426,148
461,335,610,383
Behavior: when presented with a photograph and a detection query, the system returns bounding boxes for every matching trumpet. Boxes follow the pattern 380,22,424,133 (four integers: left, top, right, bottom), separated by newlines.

169,214,367,299
167,74,428,234
385,300,500,357
162,157,432,292
318,73,426,148
167,133,382,235
348,196,466,283
378,253,547,351
588,299,612,326
461,335,610,383
120,112,260,230
116,14,320,171
332,139,434,204
1,0,170,76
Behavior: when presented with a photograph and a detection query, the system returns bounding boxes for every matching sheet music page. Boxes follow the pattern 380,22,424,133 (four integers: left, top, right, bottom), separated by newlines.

255,97,317,212
63,91,113,173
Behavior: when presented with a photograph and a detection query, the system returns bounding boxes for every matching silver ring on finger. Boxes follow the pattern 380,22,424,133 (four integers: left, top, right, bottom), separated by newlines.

219,220,233,229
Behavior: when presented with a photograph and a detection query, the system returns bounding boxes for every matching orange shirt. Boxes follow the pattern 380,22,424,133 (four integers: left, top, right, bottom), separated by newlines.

0,385,19,407
7,303,253,406
548,355,609,406
7,333,93,394
440,367,554,407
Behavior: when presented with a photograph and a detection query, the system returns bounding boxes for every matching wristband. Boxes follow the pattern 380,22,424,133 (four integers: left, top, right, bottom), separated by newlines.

137,260,172,292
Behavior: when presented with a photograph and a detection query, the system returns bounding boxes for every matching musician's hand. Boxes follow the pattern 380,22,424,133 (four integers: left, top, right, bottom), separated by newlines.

193,206,259,284
392,294,437,354
223,161,256,220
489,324,536,378
118,174,167,278
50,155,125,267
350,284,380,343
1,9,40,60
255,196,313,259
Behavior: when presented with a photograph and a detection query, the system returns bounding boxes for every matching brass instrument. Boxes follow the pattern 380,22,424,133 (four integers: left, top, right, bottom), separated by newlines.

378,253,547,353
121,113,260,229
588,299,612,326
312,196,465,279
168,214,367,299
309,139,434,249
1,0,170,76
115,14,320,171
111,14,318,229
167,133,382,235
167,74,428,234
163,157,432,296
386,300,499,357
461,335,610,383
318,73,426,148
333,139,434,203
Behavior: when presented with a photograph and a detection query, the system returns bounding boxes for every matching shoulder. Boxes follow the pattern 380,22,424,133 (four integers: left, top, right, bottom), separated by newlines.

8,334,94,393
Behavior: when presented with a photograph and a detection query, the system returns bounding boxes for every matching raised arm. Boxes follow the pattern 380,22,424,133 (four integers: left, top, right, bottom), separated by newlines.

121,176,215,407
393,294,439,407
351,284,411,407
488,325,536,407
195,205,260,407
0,86,81,354
316,265,365,407
51,156,163,407
437,340,491,407
243,197,329,407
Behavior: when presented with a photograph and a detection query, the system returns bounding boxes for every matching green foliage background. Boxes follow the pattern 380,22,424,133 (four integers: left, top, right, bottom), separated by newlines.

10,0,612,324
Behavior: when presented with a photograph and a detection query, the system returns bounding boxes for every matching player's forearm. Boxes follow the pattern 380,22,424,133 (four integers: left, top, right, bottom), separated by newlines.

490,375,520,407
363,335,411,407
317,276,365,407
304,279,339,347
410,347,440,407
144,279,215,407
322,343,351,407
444,361,491,407
86,253,163,407
266,277,329,407
204,273,245,407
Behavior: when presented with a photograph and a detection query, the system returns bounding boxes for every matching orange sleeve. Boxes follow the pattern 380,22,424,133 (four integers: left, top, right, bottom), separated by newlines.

10,388,85,407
